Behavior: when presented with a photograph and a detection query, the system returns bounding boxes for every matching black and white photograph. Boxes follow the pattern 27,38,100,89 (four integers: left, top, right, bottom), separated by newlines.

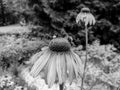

0,0,120,90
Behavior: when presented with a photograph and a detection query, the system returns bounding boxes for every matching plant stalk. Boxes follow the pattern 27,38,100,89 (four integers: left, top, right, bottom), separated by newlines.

59,83,64,90
80,26,88,90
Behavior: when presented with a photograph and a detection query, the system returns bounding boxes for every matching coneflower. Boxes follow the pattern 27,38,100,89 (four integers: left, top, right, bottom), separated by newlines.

26,38,83,90
76,7,96,90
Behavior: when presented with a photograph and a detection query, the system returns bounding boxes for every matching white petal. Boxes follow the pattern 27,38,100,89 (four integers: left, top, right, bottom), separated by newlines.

28,50,44,65
56,54,62,84
88,14,93,26
84,15,89,26
71,51,84,76
76,13,82,23
76,13,85,23
47,54,57,87
60,54,67,82
30,49,51,77
65,53,75,83
91,14,96,25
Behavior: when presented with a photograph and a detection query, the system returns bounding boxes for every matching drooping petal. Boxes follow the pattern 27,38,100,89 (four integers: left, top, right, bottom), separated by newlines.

81,14,87,22
47,54,57,87
26,50,44,65
91,14,96,25
87,13,96,26
71,51,84,77
76,7,96,26
69,53,79,78
65,53,75,83
84,15,89,26
88,13,93,25
41,54,52,82
30,49,51,77
60,54,67,83
76,13,82,23
56,54,63,84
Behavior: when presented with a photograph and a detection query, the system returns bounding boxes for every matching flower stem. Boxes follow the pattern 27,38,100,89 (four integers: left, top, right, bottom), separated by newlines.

59,83,64,90
80,26,88,90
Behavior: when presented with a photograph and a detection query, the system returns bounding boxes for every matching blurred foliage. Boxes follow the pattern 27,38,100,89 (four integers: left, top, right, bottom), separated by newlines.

0,35,47,70
0,73,37,90
27,0,120,50
73,40,120,90
0,0,33,25
1,0,120,49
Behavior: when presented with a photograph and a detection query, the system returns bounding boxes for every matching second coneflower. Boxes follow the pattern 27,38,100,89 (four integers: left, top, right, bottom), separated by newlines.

28,38,83,88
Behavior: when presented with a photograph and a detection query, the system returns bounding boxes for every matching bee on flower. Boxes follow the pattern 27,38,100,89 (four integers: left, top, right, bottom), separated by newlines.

23,38,84,90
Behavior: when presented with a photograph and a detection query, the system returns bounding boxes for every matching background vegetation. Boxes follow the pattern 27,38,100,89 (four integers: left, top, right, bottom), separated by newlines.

0,0,120,90
0,0,120,48
0,0,120,47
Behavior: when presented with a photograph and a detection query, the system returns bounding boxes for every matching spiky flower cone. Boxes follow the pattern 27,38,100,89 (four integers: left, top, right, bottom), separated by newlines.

49,38,71,52
27,38,83,88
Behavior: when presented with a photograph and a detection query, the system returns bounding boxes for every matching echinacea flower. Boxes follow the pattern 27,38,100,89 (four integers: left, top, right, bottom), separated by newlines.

76,7,96,90
76,7,96,26
27,38,83,87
